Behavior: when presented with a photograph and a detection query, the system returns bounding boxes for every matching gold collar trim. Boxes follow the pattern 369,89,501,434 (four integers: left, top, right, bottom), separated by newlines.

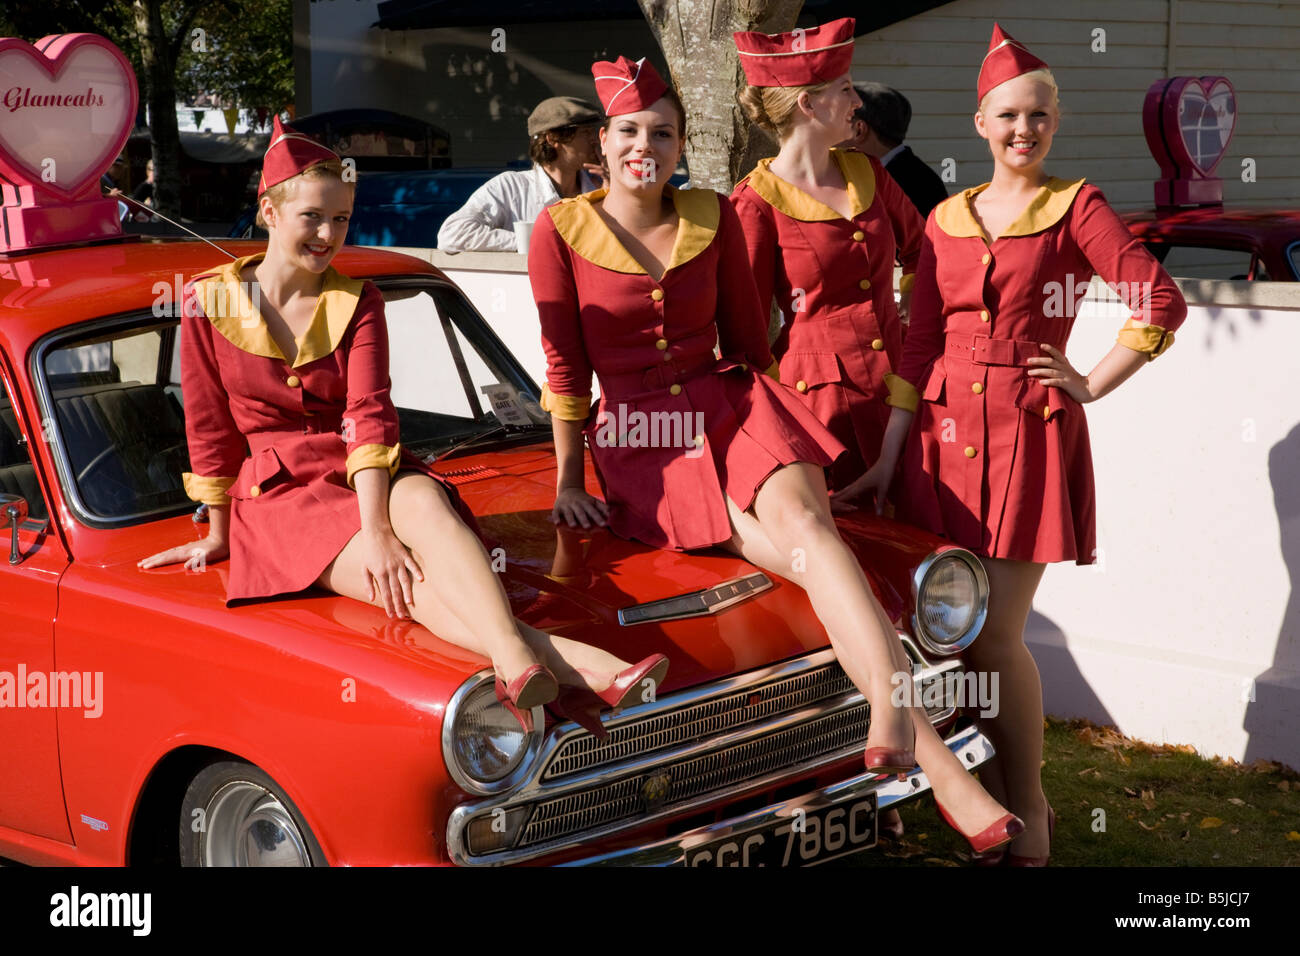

547,185,720,275
737,148,876,222
933,176,1086,240
191,253,365,368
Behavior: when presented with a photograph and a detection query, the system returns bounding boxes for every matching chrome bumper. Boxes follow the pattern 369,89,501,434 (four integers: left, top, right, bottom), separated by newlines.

562,722,995,867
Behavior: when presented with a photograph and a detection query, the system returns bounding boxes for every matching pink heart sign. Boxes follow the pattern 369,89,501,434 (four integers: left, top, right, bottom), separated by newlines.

1142,75,1237,208
0,34,138,201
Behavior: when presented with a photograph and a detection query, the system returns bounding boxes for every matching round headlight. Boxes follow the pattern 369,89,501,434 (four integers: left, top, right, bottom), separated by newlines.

443,676,539,793
912,550,989,656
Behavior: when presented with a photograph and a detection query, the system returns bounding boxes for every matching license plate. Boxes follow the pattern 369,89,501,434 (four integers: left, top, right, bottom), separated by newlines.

683,793,877,867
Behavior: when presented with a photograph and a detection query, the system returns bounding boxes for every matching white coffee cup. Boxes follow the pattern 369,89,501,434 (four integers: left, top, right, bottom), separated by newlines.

513,220,533,254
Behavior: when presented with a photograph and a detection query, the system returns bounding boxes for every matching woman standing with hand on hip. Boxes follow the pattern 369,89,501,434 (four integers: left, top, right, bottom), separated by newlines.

140,117,663,735
730,17,925,494
531,54,1023,855
844,25,1187,864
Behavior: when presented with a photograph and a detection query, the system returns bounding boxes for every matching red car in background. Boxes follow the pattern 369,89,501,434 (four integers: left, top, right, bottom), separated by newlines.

1122,206,1300,281
0,237,996,867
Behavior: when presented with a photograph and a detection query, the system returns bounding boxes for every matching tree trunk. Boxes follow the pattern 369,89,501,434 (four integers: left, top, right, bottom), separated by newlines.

132,0,182,218
638,0,804,191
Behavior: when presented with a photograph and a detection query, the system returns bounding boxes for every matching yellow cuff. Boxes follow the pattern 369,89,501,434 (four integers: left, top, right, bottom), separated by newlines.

346,443,402,488
1117,318,1175,360
899,273,916,293
540,383,592,422
883,373,919,413
182,472,236,507
763,359,780,382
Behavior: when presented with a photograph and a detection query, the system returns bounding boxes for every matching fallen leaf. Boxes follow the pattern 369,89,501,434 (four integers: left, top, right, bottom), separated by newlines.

1199,817,1225,829
1137,820,1160,831
1227,797,1246,806
1230,828,1240,835
1140,789,1156,810
1278,781,1291,792
1124,787,1139,798
1179,812,1191,821
1077,766,1096,776
917,833,927,841
924,857,960,867
1286,832,1300,842
1180,829,1190,841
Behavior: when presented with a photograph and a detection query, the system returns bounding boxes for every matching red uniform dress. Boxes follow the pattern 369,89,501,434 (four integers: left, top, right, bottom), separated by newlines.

181,253,466,603
529,186,844,551
731,149,924,487
888,178,1186,564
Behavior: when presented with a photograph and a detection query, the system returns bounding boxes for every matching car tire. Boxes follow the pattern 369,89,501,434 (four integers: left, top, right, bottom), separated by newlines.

179,760,327,867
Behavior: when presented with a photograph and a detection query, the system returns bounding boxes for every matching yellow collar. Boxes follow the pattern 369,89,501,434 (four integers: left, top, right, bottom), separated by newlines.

547,185,720,275
933,177,1087,240
191,253,366,368
737,148,876,221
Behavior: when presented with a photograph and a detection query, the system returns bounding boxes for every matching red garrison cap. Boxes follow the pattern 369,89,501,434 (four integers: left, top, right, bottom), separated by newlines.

258,115,340,196
733,17,856,87
591,56,669,117
977,23,1050,104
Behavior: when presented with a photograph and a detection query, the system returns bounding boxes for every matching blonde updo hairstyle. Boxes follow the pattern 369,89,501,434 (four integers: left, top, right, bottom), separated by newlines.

739,81,832,140
978,68,1062,116
255,159,353,229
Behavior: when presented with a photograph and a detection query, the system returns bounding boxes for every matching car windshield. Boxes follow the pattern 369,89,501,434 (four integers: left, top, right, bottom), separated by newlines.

37,279,547,526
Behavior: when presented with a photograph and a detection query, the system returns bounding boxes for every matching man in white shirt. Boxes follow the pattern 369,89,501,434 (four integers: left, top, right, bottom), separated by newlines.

437,96,605,252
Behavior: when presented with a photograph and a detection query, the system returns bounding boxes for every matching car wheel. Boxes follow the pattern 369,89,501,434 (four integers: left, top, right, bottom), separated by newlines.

179,760,327,867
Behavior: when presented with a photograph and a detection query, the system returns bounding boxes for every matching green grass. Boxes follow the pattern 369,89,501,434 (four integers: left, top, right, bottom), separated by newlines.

841,716,1300,867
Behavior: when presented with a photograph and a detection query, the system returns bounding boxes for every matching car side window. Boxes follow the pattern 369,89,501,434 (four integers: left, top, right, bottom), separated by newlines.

0,379,49,524
1149,244,1256,280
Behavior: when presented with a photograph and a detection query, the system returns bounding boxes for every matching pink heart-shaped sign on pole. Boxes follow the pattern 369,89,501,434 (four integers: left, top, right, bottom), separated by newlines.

0,33,138,201
1142,75,1236,208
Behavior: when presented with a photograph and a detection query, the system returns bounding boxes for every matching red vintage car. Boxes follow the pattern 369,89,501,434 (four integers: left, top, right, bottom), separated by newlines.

1121,207,1300,281
0,238,995,867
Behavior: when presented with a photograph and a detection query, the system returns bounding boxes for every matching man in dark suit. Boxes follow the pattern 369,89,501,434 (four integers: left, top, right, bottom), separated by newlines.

843,83,948,219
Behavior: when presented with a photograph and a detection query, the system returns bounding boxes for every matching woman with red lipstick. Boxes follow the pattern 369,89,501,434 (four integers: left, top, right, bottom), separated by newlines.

140,117,665,735
730,17,925,493
530,55,1022,856
846,26,1187,865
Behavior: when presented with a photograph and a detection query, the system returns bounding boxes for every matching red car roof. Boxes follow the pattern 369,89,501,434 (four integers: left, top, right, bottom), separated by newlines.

1121,206,1300,243
0,238,443,361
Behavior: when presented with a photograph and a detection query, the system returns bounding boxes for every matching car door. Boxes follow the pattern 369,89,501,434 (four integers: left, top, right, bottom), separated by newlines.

0,356,73,842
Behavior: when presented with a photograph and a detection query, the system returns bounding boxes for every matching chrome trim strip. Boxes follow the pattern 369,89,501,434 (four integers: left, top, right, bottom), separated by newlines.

561,724,995,866
910,546,990,657
444,648,966,866
440,670,544,796
617,572,773,626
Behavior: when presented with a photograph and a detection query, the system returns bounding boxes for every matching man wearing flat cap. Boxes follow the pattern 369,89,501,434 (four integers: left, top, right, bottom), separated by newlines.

842,83,948,219
437,96,605,252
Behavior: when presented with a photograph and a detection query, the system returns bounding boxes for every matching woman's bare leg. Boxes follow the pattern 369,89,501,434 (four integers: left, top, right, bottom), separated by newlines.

959,556,1050,856
721,463,1014,835
317,473,631,685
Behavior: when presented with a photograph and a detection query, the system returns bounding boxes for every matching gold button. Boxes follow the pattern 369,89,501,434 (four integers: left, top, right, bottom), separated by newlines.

650,289,664,301
286,375,300,387
669,384,682,396
858,279,871,290
796,380,809,393
694,435,704,447
871,338,884,351
739,363,748,371
1043,405,1052,420
980,310,990,322
249,485,261,496
964,446,977,458
852,230,865,241
971,382,983,394
655,338,668,350
981,253,991,265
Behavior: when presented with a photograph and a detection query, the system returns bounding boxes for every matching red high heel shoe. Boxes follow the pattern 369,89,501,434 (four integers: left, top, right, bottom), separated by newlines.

593,654,670,711
934,797,1025,855
494,664,558,733
1005,806,1055,867
864,720,916,777
547,685,609,739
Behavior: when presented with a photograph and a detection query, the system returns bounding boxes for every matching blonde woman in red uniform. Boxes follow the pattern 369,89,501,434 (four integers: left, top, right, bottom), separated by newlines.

140,117,665,734
731,18,925,492
846,25,1187,864
531,55,1023,853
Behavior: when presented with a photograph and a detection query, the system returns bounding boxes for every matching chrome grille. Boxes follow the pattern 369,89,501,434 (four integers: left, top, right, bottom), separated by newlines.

521,705,869,847
545,663,855,779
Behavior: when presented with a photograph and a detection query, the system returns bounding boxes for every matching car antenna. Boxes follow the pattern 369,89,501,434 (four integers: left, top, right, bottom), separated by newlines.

118,194,239,260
